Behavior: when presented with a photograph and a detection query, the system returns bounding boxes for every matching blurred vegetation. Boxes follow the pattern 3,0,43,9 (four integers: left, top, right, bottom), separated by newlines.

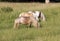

1,7,13,12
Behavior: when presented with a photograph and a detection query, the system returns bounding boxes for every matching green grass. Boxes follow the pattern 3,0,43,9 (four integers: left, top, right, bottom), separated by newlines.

0,2,60,41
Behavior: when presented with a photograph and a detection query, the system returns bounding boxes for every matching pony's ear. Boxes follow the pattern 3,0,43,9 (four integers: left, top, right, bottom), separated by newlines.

38,12,41,18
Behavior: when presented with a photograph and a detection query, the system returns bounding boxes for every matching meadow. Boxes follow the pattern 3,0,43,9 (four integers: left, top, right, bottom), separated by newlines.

0,2,60,41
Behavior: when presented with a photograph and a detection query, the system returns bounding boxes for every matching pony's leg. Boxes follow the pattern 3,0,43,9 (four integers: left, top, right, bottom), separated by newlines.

16,23,19,29
26,23,32,29
28,21,32,27
14,23,17,29
14,22,19,29
37,23,40,28
32,22,37,28
29,22,32,28
29,23,32,27
32,21,40,28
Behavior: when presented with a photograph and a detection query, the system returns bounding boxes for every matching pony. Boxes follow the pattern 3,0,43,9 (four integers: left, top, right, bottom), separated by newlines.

14,16,40,29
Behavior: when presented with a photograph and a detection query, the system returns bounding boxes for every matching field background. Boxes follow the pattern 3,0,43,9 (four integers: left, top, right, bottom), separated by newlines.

0,2,60,41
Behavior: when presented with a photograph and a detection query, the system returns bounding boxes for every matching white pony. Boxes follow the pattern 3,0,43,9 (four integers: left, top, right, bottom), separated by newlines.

14,16,40,29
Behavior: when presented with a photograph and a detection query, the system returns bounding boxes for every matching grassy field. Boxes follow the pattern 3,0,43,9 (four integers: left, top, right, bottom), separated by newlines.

0,2,60,41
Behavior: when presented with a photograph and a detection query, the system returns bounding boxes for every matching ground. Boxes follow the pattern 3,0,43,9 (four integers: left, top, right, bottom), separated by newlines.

0,2,60,41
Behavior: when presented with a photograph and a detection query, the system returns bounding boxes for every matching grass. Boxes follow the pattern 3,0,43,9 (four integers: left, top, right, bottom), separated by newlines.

0,2,60,41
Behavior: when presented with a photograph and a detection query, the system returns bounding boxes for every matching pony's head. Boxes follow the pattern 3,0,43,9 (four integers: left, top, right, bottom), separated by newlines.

35,11,46,22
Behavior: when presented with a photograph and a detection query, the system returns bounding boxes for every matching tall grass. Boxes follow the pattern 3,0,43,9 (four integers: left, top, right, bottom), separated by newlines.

0,3,60,41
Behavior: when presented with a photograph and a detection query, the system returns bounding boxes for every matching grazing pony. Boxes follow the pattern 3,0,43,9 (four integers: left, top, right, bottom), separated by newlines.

14,16,40,29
